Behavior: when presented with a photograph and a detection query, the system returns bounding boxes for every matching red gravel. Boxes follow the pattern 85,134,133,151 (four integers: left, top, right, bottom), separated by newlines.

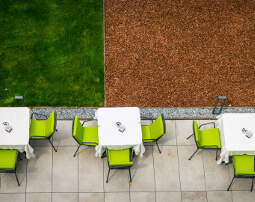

105,0,255,107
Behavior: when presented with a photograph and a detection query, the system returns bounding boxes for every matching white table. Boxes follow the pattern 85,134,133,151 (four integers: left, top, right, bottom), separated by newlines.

0,107,35,159
217,113,255,164
95,107,145,157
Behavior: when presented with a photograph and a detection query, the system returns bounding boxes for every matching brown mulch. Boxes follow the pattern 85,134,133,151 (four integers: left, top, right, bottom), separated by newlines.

105,0,255,107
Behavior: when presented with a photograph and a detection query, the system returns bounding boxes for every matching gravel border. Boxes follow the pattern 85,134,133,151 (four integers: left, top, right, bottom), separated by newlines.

31,107,255,120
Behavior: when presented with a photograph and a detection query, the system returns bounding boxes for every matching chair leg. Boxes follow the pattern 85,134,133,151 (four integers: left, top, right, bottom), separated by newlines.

48,138,57,152
18,153,22,161
187,134,193,139
227,176,235,191
73,145,81,157
156,141,161,153
15,172,20,186
188,148,199,160
251,178,254,192
129,167,132,182
106,168,111,183
216,149,218,161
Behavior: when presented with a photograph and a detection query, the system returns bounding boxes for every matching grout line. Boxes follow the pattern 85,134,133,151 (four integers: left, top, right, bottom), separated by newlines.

151,145,156,201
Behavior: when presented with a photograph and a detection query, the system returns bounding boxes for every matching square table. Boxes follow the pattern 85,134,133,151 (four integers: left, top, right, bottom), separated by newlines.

95,107,145,157
0,107,35,159
217,113,255,164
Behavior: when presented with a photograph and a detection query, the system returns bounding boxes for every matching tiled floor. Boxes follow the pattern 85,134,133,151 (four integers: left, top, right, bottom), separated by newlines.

1,120,255,202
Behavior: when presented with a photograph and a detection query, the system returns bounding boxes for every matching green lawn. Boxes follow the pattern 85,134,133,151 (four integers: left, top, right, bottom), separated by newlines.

0,0,104,107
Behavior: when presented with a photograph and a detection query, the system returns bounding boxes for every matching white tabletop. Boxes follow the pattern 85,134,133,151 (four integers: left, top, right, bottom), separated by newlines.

0,107,34,159
217,113,255,164
95,107,144,157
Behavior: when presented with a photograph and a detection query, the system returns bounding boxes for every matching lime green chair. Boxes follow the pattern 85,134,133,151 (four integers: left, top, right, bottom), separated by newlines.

30,112,57,152
141,114,166,153
72,116,99,157
106,148,134,183
187,121,221,160
0,149,20,186
228,155,255,192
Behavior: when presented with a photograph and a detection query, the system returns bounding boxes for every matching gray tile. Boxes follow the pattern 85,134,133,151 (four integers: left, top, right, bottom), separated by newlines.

105,193,130,202
156,192,181,202
203,150,230,191
232,191,255,202
79,193,104,202
52,147,78,192
178,146,206,191
52,193,78,202
176,120,195,146
207,191,232,202
79,147,104,192
154,146,180,191
26,147,52,192
26,193,51,202
130,146,155,191
0,193,25,202
158,120,176,146
130,192,155,202
181,192,207,202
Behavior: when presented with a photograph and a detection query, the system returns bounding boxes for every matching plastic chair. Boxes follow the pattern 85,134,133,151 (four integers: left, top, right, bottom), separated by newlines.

0,149,20,186
30,112,57,152
72,116,99,157
141,114,166,153
187,120,221,160
106,148,134,183
227,155,255,192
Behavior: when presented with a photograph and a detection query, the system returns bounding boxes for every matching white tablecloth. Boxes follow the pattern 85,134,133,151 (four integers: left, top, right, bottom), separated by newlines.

217,113,255,164
95,107,145,157
0,107,35,159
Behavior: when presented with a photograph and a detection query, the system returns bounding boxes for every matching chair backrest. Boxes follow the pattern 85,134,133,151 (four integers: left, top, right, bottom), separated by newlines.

193,121,201,147
0,149,17,170
233,155,255,176
150,114,166,140
106,148,133,166
72,116,83,144
45,112,56,138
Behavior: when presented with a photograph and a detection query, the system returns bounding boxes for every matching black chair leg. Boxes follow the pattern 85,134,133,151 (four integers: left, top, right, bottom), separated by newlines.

129,167,132,182
216,149,218,161
251,178,254,192
227,176,235,191
189,148,199,160
15,172,20,186
48,139,57,152
18,153,22,161
156,142,161,153
187,134,193,139
106,168,111,183
73,145,81,157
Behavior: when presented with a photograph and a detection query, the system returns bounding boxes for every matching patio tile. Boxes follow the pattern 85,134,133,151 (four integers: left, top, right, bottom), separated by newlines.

181,192,207,202
156,192,181,202
130,192,155,202
79,147,104,192
203,150,230,191
176,120,195,146
79,193,104,202
232,191,255,202
52,147,78,192
207,191,232,202
154,146,180,191
130,146,155,192
178,146,206,191
26,147,52,192
0,193,25,202
105,192,130,202
0,157,26,193
52,193,78,202
26,193,51,202
157,120,176,146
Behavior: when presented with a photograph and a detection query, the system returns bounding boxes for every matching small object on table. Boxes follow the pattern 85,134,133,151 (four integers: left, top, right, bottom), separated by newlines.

115,122,126,132
2,122,12,133
242,128,252,138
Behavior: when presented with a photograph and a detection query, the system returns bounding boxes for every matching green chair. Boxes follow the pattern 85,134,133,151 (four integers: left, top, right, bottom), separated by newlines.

187,121,221,160
72,116,99,157
106,148,134,183
228,155,255,192
0,149,20,186
30,112,57,152
141,114,166,153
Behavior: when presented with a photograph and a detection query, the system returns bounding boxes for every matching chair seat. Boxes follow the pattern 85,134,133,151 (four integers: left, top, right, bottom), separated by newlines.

234,155,255,176
200,128,221,148
82,126,99,145
141,125,153,142
29,119,46,139
108,149,133,166
0,150,17,169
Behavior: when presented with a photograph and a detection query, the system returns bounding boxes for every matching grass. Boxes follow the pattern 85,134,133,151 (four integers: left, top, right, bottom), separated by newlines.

0,0,104,107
